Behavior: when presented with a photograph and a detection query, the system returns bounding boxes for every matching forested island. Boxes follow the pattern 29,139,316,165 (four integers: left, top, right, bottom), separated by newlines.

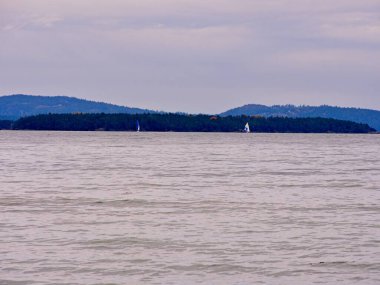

2,95,380,130
221,104,380,131
0,113,375,133
0,94,152,120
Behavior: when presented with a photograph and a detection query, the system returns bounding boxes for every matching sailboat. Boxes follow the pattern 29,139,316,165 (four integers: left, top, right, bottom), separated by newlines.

243,122,250,133
136,120,140,132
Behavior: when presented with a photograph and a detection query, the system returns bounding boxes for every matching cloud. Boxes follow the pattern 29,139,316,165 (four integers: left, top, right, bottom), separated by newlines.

273,49,380,70
31,15,63,28
318,12,380,44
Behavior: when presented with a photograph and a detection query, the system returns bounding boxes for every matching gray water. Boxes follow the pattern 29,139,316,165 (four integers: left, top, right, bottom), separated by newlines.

0,131,379,285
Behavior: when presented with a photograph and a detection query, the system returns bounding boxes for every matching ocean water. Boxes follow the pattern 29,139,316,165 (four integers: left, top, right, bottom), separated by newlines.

0,131,379,285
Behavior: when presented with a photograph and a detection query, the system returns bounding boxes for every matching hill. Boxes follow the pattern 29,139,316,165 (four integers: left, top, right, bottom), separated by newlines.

0,94,154,120
220,104,380,130
11,113,375,133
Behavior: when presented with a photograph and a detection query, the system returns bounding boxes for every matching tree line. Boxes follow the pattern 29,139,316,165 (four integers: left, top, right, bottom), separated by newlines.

0,113,375,133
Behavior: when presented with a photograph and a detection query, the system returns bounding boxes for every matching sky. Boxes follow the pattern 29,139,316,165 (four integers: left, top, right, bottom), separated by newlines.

1,0,380,113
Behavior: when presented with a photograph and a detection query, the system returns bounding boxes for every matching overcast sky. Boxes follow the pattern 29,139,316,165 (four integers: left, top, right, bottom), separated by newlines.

1,0,379,113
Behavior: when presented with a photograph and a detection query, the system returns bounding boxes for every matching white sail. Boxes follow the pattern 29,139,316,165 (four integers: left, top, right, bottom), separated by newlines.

244,122,250,133
136,120,140,132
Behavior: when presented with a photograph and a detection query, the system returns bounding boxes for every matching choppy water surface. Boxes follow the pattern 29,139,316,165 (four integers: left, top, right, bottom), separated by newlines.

0,131,379,285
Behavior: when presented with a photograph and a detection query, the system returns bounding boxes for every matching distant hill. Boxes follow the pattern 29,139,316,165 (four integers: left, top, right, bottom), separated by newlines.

0,94,154,120
220,104,380,131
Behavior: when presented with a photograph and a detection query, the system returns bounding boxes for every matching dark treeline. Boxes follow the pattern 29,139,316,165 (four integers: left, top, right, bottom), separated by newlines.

0,120,13,129
9,113,376,133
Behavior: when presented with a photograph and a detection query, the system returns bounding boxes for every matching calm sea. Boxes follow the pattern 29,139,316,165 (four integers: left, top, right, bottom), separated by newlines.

0,131,379,285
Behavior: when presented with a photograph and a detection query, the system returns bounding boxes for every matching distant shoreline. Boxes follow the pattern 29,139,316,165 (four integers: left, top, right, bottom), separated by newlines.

0,113,375,134
1,130,379,135
2,95,380,130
